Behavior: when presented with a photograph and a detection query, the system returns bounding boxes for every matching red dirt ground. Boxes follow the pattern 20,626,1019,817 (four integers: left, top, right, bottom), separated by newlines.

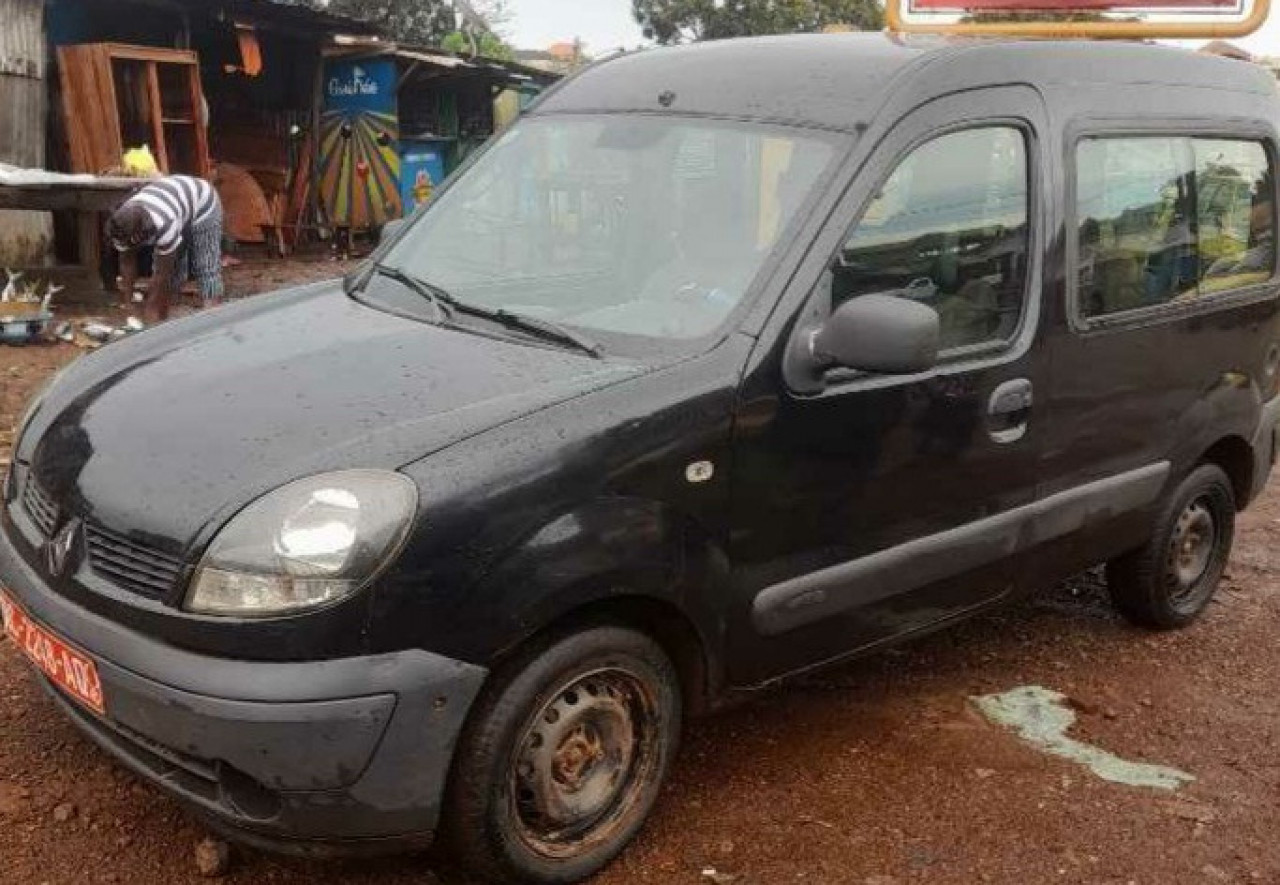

2,258,1279,884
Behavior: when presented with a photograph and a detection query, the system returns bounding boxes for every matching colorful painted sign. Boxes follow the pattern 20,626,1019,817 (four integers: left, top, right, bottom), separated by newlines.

400,140,447,216
319,58,401,229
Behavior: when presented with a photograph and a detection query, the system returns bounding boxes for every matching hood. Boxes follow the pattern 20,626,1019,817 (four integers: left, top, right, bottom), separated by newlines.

20,282,644,547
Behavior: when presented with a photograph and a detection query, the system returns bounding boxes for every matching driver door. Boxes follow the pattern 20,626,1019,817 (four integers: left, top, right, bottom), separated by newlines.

727,88,1052,685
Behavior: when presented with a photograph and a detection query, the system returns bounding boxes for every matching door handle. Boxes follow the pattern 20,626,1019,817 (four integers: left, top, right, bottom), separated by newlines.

988,378,1033,444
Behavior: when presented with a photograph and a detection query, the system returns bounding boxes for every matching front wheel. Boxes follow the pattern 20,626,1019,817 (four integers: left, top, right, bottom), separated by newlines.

1106,463,1236,629
443,626,682,884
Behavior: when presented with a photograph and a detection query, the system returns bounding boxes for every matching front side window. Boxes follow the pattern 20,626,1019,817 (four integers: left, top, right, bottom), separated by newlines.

1076,136,1274,319
380,116,837,342
833,127,1030,351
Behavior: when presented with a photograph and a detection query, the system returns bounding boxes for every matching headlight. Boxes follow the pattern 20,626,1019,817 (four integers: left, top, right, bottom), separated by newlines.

186,470,418,618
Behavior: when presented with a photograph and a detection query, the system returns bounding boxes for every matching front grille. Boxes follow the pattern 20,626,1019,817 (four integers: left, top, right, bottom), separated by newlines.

22,471,185,599
21,475,58,538
85,521,184,599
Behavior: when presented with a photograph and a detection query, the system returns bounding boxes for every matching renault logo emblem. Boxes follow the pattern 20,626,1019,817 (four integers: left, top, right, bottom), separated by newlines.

45,519,80,578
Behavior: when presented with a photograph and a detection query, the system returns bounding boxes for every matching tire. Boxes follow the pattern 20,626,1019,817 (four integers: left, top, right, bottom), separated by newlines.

1106,463,1236,629
442,626,682,884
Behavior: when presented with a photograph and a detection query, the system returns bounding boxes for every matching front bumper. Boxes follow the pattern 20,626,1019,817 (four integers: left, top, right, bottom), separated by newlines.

0,514,487,853
1251,392,1280,503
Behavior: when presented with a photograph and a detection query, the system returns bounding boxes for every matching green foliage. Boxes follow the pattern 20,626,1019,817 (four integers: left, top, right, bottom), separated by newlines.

323,0,515,54
632,0,884,44
326,0,455,44
441,30,516,61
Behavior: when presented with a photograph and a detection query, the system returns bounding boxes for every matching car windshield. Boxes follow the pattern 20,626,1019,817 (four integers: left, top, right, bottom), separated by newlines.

379,116,838,343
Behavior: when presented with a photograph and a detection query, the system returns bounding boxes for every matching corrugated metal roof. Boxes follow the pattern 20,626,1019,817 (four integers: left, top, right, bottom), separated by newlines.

365,44,562,84
0,0,45,80
0,76,43,168
210,0,381,34
0,0,45,168
0,0,49,265
396,49,473,69
326,41,561,86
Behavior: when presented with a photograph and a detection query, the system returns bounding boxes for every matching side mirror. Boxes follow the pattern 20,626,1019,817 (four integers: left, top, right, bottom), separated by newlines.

787,293,940,393
379,218,407,244
815,293,940,374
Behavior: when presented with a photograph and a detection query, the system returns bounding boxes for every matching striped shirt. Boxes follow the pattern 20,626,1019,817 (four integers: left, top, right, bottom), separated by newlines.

119,176,219,255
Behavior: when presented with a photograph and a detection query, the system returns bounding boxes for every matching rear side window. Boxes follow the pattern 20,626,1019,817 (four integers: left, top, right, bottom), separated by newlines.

1076,136,1275,319
1199,140,1275,293
834,127,1030,351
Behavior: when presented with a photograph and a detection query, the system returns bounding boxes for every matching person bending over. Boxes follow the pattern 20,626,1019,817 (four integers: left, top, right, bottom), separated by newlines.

107,175,225,321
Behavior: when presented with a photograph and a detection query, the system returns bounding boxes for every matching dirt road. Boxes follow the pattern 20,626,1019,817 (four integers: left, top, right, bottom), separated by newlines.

3,264,1280,883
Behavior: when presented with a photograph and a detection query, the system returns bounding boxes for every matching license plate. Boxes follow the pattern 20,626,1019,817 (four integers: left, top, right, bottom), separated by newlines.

0,589,106,715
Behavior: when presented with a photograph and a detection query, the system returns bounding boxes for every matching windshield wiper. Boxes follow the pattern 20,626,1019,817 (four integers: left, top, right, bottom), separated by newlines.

369,264,602,358
368,264,451,321
491,308,603,358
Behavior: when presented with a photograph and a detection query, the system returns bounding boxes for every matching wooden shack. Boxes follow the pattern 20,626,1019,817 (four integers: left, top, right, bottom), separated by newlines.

41,0,379,266
317,45,558,233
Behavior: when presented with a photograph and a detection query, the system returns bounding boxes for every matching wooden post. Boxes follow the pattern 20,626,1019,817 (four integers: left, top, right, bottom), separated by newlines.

308,47,325,229
146,62,169,173
188,56,211,178
78,211,104,289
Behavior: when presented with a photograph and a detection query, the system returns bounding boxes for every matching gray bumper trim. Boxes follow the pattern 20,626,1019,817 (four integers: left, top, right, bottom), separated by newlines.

754,462,1169,635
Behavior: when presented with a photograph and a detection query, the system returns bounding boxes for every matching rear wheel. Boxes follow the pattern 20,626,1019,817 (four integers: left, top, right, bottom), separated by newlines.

443,626,681,884
1106,463,1236,629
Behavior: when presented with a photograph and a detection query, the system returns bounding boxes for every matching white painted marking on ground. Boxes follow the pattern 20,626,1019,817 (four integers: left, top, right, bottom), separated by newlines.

972,685,1195,791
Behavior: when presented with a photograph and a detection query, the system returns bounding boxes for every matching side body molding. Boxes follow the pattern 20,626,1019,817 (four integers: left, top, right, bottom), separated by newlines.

752,462,1170,635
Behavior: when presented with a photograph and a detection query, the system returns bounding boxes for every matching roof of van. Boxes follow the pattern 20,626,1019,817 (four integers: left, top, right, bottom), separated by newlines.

534,34,1277,132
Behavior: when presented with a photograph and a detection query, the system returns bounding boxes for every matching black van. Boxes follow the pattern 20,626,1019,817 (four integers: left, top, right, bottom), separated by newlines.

3,34,1280,884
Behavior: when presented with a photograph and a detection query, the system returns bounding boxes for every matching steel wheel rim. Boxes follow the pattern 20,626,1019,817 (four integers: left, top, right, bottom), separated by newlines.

1166,496,1217,604
509,667,661,860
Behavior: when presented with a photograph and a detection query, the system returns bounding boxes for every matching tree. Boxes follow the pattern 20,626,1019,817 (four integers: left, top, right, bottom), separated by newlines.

323,0,515,51
326,0,455,44
444,0,516,58
633,0,884,44
441,29,515,60
460,0,513,32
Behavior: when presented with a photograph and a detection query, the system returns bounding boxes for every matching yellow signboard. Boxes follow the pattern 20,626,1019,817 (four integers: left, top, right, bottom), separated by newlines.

886,0,1269,37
